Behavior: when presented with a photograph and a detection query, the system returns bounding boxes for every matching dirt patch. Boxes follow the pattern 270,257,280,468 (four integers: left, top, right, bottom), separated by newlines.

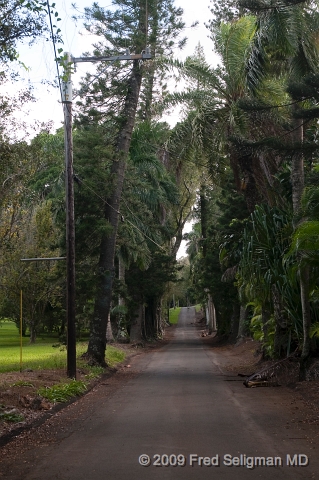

0,363,142,478
0,369,76,438
202,335,262,375
196,312,319,420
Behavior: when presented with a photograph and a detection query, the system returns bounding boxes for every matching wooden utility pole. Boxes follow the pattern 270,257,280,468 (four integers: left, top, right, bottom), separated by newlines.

60,48,151,377
62,53,76,379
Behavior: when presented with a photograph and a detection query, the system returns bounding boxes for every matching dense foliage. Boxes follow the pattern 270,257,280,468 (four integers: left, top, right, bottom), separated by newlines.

1,0,319,373
183,0,319,368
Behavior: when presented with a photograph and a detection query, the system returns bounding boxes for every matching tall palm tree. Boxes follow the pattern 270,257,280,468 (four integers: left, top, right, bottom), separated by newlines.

241,0,319,366
167,16,286,212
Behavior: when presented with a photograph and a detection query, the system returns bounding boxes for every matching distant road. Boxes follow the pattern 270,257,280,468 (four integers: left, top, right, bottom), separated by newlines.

3,306,318,479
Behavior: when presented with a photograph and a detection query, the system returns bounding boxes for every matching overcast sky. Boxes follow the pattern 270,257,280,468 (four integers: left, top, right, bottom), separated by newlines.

3,0,219,133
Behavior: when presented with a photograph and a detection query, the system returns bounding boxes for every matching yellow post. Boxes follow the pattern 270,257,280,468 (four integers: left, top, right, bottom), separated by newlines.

20,290,23,372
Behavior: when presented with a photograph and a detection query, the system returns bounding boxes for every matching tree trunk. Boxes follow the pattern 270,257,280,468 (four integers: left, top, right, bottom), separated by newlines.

291,128,304,217
207,294,216,334
272,284,287,358
21,320,27,337
238,153,260,213
118,256,126,314
237,306,248,339
29,322,36,344
59,314,66,337
141,61,155,122
158,297,165,337
87,59,143,365
261,304,271,358
301,266,311,358
115,255,126,339
200,184,208,258
130,302,144,344
106,312,115,343
229,301,240,343
144,297,161,339
157,297,164,337
300,265,312,380
170,210,192,259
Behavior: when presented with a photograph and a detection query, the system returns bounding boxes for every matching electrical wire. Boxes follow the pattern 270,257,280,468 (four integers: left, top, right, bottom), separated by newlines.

47,0,63,104
145,0,148,46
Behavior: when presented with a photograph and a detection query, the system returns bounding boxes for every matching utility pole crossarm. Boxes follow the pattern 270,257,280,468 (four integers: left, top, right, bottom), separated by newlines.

21,257,66,262
72,50,152,64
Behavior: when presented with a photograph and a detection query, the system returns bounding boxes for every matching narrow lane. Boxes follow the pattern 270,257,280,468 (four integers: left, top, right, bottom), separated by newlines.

5,307,318,479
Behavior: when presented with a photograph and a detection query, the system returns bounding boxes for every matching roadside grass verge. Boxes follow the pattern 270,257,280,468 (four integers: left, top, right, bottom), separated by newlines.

105,345,126,367
169,307,181,324
0,321,126,373
38,380,87,403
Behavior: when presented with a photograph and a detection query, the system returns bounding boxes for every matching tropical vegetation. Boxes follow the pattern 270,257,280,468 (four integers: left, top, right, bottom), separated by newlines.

1,0,319,379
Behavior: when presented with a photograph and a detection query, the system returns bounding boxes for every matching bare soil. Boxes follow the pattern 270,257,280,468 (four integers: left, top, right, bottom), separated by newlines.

197,312,319,426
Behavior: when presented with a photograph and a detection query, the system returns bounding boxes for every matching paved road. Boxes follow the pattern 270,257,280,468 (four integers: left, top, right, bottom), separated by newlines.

4,307,318,479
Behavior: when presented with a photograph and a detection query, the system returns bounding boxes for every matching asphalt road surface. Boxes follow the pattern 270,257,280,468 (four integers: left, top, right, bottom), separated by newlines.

3,307,318,479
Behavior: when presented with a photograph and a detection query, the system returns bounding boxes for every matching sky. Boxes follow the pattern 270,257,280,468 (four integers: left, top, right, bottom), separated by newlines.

7,0,219,132
5,0,219,257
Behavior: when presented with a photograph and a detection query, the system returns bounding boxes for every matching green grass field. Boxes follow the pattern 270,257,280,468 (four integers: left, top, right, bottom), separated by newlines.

169,307,181,324
0,321,125,373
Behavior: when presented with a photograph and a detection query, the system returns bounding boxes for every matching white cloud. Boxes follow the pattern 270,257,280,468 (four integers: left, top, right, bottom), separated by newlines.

2,1,219,138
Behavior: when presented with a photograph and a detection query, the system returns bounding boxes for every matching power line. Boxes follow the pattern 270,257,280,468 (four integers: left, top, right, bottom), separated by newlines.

47,0,63,104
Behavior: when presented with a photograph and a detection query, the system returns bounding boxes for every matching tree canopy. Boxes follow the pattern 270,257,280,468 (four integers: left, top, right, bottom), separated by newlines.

1,0,319,375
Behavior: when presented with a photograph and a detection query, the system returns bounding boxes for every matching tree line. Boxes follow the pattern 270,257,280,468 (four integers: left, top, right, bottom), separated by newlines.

182,0,319,377
0,0,195,366
1,0,319,375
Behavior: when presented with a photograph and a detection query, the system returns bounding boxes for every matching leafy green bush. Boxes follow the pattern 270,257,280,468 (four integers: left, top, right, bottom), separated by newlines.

0,411,24,422
84,365,105,380
38,380,87,403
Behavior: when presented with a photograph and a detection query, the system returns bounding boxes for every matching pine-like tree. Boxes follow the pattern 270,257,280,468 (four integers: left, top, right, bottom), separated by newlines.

75,0,187,364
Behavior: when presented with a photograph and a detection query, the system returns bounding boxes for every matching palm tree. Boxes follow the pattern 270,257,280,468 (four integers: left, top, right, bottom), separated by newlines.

166,16,287,212
241,0,319,366
237,204,297,357
286,186,319,346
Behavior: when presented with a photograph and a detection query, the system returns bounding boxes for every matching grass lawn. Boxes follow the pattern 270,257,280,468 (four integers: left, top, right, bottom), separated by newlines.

0,321,125,373
169,307,181,324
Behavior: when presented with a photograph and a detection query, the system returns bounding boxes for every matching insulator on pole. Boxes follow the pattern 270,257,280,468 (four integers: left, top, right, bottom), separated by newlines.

62,80,72,103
